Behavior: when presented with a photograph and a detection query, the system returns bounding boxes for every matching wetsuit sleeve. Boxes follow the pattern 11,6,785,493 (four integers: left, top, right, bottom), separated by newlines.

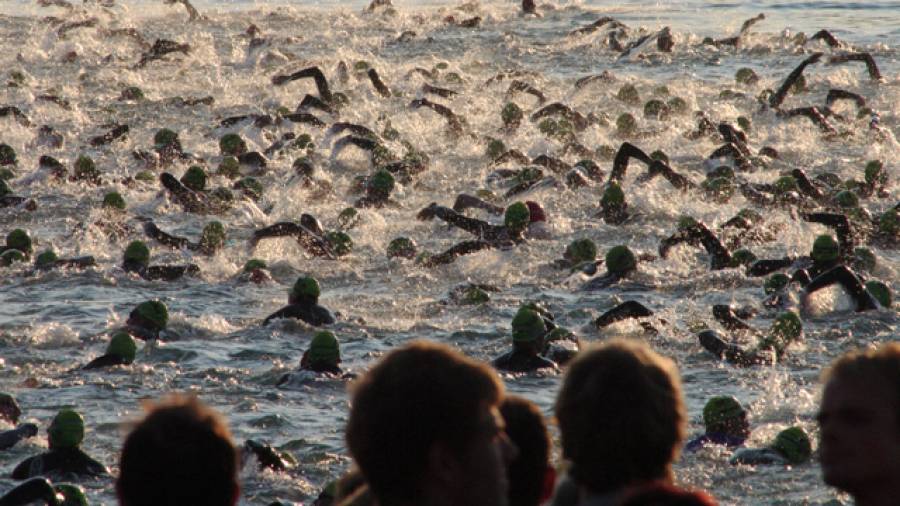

160,173,206,213
253,222,305,242
805,266,878,312
431,206,493,238
0,425,36,451
263,306,293,326
0,478,58,505
82,354,129,370
145,222,190,249
609,142,652,183
691,223,733,270
144,264,199,281
57,256,96,269
595,300,652,327
452,194,504,215
581,272,622,291
426,240,494,266
747,258,794,277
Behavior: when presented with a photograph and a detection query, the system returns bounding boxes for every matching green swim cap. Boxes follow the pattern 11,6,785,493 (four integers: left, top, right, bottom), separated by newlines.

135,170,155,183
606,245,637,275
764,273,790,295
616,84,640,104
153,128,179,150
337,207,359,230
773,176,798,194
601,182,625,207
55,484,88,506
771,426,812,464
737,116,751,132
387,237,417,259
811,234,840,264
324,231,353,257
461,285,490,304
308,331,340,366
219,133,247,156
107,331,137,362
701,177,734,202
702,396,746,431
181,166,208,192
0,179,10,197
864,160,885,186
291,276,321,304
616,113,637,134
243,259,267,272
771,311,803,343
102,191,126,211
0,143,17,165
48,409,85,449
735,67,759,85
730,248,757,267
853,247,876,273
865,280,892,308
6,228,32,255
217,156,241,179
834,190,858,209
504,201,530,231
74,155,99,182
643,99,669,120
486,139,506,160
234,177,263,201
879,209,899,236
124,240,150,267
200,221,226,252
677,215,699,231
133,300,169,332
368,169,395,197
565,238,598,265
511,307,547,344
35,249,59,268
0,249,25,266
501,102,523,126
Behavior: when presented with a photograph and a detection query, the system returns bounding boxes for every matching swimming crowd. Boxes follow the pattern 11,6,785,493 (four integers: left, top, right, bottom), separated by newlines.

0,0,897,503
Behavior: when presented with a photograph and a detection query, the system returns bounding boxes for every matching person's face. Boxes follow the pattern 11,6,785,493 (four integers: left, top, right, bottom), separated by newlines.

454,405,518,506
818,376,900,496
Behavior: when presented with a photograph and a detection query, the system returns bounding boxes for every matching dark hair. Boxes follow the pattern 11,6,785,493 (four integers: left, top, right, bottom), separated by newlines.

555,339,685,494
619,482,718,506
345,340,503,504
117,395,238,506
500,396,551,506
824,342,900,428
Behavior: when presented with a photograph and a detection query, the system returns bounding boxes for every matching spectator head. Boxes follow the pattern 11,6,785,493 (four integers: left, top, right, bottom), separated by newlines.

117,395,239,506
818,343,900,505
499,396,555,506
346,340,515,506
555,339,685,495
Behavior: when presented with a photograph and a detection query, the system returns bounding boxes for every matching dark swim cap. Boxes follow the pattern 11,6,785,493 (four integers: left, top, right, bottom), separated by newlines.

504,202,530,231
132,300,169,332
368,169,395,197
6,228,32,255
291,276,321,304
771,426,812,464
107,331,137,362
219,133,248,156
703,396,746,431
308,331,340,366
764,273,790,295
511,307,547,344
200,221,226,252
324,231,353,257
48,409,85,449
387,237,417,259
565,239,598,265
124,240,150,267
601,182,625,207
811,235,839,264
103,191,126,211
605,245,637,275
35,249,59,269
181,166,208,192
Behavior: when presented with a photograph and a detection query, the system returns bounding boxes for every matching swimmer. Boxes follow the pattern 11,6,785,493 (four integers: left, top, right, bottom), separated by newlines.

0,394,37,451
242,439,297,473
277,331,352,386
747,234,844,278
263,276,335,327
801,266,891,313
238,259,272,284
730,426,812,466
144,220,226,255
0,479,87,506
581,245,646,290
0,180,37,211
251,214,352,259
594,300,657,335
82,332,138,370
409,98,465,135
33,249,96,272
698,310,803,366
492,307,559,373
658,217,738,271
125,300,170,340
354,169,398,209
686,396,750,451
122,240,200,281
12,409,109,479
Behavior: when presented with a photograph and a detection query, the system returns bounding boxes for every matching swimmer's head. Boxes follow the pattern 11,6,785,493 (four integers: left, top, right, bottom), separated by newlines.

35,249,59,269
123,240,150,268
771,426,812,464
55,484,88,506
107,331,138,363
308,331,340,367
764,273,790,295
367,169,395,199
702,396,748,436
504,201,531,233
48,409,85,449
130,300,169,333
103,191,126,212
324,231,353,257
200,221,226,252
601,182,625,208
387,237,417,260
6,228,32,255
730,248,757,267
811,234,840,264
511,307,547,346
834,190,858,209
605,245,637,276
181,166,208,192
525,201,546,223
219,133,247,156
290,276,321,305
565,238,597,265
771,311,803,344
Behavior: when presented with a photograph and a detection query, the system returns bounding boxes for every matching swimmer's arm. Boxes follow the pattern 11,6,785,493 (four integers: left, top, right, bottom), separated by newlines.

769,52,823,109
747,258,794,277
609,142,652,183
144,222,190,249
272,67,333,103
595,300,652,327
252,222,305,243
430,206,492,237
426,240,493,266
367,68,391,98
452,194,504,215
0,477,58,504
801,212,854,255
804,265,878,312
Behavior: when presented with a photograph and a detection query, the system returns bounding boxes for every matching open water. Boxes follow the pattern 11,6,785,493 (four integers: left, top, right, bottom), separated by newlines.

0,0,897,504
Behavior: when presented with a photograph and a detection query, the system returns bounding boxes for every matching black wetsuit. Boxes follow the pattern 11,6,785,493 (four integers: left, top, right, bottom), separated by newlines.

82,353,131,370
492,349,558,373
263,303,335,326
123,259,199,281
0,424,37,451
11,447,108,480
